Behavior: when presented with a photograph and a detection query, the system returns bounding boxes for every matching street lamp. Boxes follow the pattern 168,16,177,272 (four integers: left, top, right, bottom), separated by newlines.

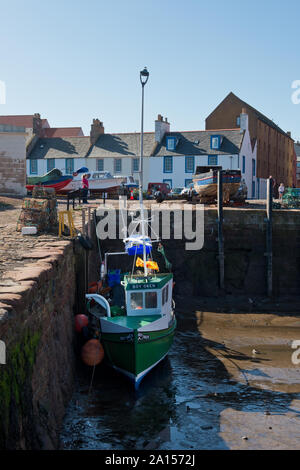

139,67,149,276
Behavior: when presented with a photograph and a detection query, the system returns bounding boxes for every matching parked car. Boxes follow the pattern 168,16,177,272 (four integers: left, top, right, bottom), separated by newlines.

147,182,171,198
169,187,184,198
181,183,197,196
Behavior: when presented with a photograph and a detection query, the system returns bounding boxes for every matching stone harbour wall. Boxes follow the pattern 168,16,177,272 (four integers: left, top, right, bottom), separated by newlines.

0,241,77,449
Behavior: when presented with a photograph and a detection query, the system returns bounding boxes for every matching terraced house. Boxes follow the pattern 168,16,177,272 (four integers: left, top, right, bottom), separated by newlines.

26,114,259,196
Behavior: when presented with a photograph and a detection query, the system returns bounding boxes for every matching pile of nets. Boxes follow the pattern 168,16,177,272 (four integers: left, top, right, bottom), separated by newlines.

17,187,57,233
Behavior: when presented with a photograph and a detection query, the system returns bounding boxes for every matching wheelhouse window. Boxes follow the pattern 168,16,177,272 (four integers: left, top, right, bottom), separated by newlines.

130,292,143,310
162,284,169,305
145,291,157,309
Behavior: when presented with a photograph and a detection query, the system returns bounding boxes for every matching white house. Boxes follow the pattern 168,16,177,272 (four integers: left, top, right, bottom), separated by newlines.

27,114,266,198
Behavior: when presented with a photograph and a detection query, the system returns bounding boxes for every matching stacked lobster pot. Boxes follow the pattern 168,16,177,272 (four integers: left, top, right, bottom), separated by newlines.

16,187,58,233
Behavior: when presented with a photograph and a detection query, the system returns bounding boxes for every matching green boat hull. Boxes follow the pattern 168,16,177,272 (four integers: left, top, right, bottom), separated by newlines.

101,316,176,388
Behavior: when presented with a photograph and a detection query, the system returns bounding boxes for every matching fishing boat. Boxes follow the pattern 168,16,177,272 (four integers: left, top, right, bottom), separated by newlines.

26,168,72,192
85,67,176,389
60,171,136,195
193,166,241,201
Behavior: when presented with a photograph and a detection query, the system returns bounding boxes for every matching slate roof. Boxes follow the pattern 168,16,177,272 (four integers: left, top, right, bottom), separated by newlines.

29,137,91,159
28,129,244,160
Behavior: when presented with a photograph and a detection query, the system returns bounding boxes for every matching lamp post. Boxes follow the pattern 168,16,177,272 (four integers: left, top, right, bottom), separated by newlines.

139,67,149,276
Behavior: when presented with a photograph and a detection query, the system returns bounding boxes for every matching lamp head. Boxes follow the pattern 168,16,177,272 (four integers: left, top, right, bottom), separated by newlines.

140,67,149,86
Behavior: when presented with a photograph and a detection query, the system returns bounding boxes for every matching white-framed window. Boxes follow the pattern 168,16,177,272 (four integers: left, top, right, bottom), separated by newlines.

162,284,169,305
130,292,143,310
185,156,195,173
97,159,104,171
30,160,38,174
211,137,219,149
114,158,122,173
208,155,218,166
166,137,176,151
65,158,74,175
132,158,139,172
145,291,157,309
163,156,173,173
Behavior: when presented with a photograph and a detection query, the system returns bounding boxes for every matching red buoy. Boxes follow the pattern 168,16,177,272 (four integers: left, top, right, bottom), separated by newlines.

81,339,104,366
74,314,89,333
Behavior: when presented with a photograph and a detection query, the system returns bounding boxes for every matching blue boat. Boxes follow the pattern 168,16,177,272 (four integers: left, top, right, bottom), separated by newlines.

193,166,241,201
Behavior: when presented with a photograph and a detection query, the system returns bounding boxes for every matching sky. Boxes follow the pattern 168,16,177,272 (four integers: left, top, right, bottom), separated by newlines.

0,0,300,140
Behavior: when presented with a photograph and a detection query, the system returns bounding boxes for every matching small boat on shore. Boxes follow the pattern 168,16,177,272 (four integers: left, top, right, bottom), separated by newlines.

193,166,241,201
60,171,136,195
26,168,72,192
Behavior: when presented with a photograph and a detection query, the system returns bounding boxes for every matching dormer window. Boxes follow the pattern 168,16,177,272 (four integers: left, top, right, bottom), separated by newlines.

166,136,176,151
211,135,222,150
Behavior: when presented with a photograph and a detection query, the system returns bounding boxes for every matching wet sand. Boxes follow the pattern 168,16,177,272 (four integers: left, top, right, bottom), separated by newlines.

60,298,300,450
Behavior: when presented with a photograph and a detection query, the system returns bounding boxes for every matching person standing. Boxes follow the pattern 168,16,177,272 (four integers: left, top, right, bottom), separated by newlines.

278,182,285,201
81,174,89,204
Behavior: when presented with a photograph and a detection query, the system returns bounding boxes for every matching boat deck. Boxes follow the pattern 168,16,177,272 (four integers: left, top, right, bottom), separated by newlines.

105,314,161,329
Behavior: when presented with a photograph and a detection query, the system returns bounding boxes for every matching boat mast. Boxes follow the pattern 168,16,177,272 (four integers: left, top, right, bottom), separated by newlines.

139,67,149,277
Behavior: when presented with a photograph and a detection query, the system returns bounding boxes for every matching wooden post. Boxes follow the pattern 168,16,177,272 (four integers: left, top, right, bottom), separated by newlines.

217,170,225,290
82,208,85,234
88,207,91,238
266,177,273,297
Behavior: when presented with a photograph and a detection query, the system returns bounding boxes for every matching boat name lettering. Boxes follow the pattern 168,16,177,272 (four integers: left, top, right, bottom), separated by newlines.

120,334,134,342
130,283,156,290
138,333,150,342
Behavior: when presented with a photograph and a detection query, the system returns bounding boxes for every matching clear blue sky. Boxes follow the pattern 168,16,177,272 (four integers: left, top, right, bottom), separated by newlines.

1,0,300,140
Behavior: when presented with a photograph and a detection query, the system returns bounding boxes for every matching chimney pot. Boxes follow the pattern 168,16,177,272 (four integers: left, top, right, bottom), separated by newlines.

90,118,104,145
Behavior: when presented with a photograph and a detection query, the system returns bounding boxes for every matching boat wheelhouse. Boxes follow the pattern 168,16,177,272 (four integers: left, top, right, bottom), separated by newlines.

86,273,175,389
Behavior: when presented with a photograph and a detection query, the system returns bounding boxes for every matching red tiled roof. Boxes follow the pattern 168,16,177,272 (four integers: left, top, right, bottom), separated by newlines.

0,115,35,127
42,127,84,138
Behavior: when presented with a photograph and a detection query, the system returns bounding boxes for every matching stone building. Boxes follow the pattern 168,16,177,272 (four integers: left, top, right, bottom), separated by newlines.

0,124,27,196
205,92,295,191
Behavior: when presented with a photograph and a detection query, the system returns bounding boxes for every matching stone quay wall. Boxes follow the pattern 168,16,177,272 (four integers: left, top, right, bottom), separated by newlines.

0,241,77,449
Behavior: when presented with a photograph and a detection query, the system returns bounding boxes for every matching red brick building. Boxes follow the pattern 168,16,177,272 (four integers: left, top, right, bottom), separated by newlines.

206,92,295,189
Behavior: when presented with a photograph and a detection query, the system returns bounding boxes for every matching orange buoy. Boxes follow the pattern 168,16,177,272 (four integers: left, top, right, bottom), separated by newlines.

75,314,89,333
81,339,104,366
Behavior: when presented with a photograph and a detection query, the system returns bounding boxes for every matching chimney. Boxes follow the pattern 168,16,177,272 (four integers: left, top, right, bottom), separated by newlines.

240,108,249,132
33,113,42,135
155,114,170,143
287,131,291,138
90,118,104,145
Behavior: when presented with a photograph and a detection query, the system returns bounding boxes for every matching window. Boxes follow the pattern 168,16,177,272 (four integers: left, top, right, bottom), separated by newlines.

208,155,218,166
47,159,55,172
130,292,143,310
252,158,256,177
163,179,172,189
185,156,195,173
252,181,255,198
257,178,260,199
166,137,176,151
132,158,139,172
162,284,169,305
145,292,157,309
30,160,38,174
185,179,193,187
242,156,246,173
65,158,74,175
211,135,221,150
163,156,173,173
97,159,104,171
114,158,122,173
236,116,241,126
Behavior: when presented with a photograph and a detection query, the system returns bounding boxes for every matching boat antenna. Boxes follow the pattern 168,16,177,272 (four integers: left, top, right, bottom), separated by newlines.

139,67,149,277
